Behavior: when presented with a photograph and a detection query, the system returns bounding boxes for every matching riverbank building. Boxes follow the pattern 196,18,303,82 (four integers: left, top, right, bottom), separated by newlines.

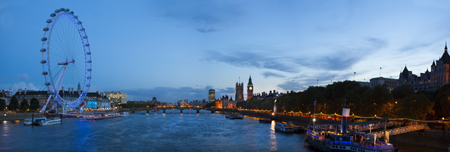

398,42,450,92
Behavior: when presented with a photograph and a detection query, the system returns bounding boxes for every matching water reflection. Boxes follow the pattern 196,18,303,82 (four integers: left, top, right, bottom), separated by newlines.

270,120,277,151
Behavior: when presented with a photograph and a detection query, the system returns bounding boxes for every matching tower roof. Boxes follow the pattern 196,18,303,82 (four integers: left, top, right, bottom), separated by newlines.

248,75,253,85
402,66,409,78
432,60,436,66
441,42,450,64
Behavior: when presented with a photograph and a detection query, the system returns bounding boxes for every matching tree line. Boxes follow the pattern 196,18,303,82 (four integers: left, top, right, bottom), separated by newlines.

0,97,40,112
237,81,449,120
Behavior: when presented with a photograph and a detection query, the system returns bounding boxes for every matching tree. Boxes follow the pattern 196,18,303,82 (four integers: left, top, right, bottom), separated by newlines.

20,99,29,112
8,96,19,111
433,83,450,118
398,94,434,120
391,84,414,100
29,98,40,111
0,99,6,111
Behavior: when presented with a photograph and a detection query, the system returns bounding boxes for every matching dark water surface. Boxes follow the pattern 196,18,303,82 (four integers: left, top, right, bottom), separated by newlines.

1,110,312,152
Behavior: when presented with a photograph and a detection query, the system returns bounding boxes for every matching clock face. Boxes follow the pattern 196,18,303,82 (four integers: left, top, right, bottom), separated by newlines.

249,87,252,90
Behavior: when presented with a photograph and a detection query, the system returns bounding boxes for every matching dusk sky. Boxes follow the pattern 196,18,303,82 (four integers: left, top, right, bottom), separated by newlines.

1,0,450,103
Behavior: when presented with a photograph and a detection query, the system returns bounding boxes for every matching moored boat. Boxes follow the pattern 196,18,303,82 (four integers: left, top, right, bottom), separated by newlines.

24,116,48,125
120,112,129,117
304,104,394,152
24,118,33,125
292,124,306,133
87,113,120,120
259,118,271,123
275,122,295,133
34,117,61,126
228,114,243,119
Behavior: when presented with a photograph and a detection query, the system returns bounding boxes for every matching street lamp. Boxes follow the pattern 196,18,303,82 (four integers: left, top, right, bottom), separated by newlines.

313,99,317,133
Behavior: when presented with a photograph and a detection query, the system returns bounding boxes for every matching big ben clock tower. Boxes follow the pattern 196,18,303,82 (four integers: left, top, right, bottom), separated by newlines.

247,76,253,101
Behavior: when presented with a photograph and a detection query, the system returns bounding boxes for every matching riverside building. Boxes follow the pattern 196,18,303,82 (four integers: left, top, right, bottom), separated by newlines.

398,43,450,92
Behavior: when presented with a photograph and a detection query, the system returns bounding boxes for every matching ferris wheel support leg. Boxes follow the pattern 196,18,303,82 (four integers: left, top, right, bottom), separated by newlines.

55,65,68,96
40,95,53,113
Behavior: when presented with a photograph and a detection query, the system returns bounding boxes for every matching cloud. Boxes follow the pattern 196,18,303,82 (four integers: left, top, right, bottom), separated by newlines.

157,1,245,33
297,38,388,71
204,50,298,73
0,82,40,94
277,80,304,91
121,86,235,103
13,74,29,81
262,71,286,78
278,72,356,91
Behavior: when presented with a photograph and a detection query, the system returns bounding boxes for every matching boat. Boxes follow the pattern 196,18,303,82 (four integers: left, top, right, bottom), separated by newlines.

120,112,129,116
291,124,306,133
228,114,243,119
24,116,49,125
34,117,61,126
259,118,271,123
274,122,295,133
304,104,394,152
24,118,33,125
87,113,120,120
233,114,243,119
225,113,231,118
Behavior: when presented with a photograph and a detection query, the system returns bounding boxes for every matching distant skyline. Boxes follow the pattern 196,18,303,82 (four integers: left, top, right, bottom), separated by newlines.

1,0,450,102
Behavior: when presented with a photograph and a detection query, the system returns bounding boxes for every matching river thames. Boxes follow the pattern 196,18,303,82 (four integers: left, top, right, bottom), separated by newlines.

1,110,446,152
1,110,311,152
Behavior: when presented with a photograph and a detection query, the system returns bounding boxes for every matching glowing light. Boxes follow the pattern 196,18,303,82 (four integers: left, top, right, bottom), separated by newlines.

313,118,316,122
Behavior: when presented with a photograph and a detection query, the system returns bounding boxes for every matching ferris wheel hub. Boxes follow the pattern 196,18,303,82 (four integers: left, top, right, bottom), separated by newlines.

57,59,75,65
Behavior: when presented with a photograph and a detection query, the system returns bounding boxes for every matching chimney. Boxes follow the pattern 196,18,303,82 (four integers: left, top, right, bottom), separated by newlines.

18,89,22,95
24,88,27,95
341,104,350,134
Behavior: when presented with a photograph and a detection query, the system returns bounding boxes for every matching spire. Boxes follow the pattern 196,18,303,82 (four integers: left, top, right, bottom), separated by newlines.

444,41,447,51
432,60,436,66
441,42,450,64
248,75,252,85
77,82,81,90
402,65,409,79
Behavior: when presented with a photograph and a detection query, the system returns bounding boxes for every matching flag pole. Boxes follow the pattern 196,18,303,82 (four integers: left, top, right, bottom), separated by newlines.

380,67,382,77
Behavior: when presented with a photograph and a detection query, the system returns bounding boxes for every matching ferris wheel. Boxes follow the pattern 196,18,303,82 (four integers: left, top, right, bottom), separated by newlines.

40,8,92,112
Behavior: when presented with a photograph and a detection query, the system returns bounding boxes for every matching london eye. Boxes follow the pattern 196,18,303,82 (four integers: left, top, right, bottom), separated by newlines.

40,8,92,112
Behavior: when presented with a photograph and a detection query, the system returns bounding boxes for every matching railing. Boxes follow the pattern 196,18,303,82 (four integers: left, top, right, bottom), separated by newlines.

354,122,395,132
371,124,426,137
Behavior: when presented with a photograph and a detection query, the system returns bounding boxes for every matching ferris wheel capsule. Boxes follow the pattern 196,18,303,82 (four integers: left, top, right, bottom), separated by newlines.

55,9,60,13
40,48,46,52
50,13,56,17
43,27,49,31
46,19,52,23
